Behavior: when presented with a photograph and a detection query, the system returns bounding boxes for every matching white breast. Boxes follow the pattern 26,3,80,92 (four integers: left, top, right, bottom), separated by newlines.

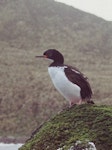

48,67,81,102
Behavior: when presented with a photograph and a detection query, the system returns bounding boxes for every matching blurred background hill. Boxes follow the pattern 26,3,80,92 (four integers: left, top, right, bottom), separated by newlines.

0,0,112,138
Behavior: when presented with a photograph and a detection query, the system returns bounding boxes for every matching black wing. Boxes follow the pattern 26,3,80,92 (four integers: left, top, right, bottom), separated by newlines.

64,65,92,100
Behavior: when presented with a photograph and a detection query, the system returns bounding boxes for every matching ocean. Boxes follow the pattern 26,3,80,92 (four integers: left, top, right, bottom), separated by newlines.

0,143,23,150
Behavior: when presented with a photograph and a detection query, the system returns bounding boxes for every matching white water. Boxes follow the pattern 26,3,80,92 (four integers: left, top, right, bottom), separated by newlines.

0,143,23,150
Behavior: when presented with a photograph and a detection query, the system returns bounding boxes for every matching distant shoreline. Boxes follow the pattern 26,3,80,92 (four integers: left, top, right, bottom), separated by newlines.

0,136,27,144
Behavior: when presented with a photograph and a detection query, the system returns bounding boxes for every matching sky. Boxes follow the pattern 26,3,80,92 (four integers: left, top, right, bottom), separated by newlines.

55,0,112,21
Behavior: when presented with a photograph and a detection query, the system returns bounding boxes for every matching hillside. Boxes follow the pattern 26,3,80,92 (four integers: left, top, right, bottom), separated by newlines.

0,0,112,138
0,0,112,53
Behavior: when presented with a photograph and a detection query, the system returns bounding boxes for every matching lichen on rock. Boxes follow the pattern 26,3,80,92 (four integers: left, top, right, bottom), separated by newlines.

57,140,97,150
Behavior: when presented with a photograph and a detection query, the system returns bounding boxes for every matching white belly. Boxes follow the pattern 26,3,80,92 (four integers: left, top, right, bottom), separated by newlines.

48,67,81,102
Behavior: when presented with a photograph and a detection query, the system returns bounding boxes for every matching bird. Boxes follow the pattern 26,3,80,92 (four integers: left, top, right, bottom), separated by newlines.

36,49,93,107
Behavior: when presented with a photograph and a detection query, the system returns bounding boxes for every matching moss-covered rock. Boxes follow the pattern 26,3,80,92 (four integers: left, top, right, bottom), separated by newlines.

19,104,112,150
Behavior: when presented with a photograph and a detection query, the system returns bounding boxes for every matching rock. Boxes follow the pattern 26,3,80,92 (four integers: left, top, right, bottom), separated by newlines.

19,104,112,150
57,141,97,150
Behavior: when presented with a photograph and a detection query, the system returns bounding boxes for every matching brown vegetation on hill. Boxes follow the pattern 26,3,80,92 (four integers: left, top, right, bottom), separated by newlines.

0,0,112,137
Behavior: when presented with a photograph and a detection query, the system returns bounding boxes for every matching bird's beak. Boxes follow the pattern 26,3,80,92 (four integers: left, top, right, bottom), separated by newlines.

35,55,47,58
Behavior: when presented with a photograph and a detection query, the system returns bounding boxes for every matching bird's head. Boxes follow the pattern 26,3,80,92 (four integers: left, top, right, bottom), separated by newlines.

36,49,64,65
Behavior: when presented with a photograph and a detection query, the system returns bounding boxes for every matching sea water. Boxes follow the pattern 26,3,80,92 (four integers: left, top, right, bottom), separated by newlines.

0,143,23,150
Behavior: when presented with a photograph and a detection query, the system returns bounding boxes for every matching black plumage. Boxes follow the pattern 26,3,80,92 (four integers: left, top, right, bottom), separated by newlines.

64,66,92,101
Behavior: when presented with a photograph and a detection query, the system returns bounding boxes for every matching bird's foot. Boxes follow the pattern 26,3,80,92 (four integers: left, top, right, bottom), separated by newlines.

69,99,82,108
87,100,95,104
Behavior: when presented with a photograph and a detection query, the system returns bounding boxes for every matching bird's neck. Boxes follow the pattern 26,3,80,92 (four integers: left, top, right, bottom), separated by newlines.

50,61,63,67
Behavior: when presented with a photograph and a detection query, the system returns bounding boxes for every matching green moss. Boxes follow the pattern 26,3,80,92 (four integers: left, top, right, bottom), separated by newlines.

19,104,112,150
